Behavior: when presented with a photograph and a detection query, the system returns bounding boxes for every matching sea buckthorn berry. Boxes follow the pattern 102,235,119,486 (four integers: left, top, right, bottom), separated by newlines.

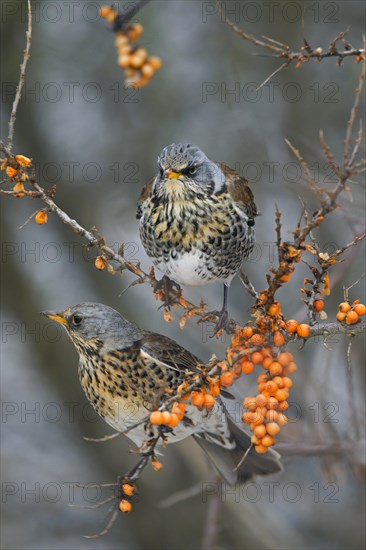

267,397,279,410
150,411,163,425
6,166,18,178
119,499,132,513
35,210,48,225
279,273,291,282
242,326,254,339
266,422,280,436
118,55,131,68
275,389,289,402
148,56,162,70
261,434,275,447
277,413,288,426
15,154,31,167
266,409,279,422
285,320,298,333
95,256,107,270
314,299,324,312
243,397,257,411
262,356,273,370
265,381,278,395
251,351,264,365
339,302,351,313
203,394,215,411
278,401,289,411
258,383,266,393
131,76,150,89
297,323,310,338
122,483,135,497
283,361,297,374
152,458,163,471
252,412,265,426
257,373,269,384
161,411,172,425
272,376,284,388
242,411,256,424
251,435,261,445
273,331,285,347
255,394,268,407
282,377,293,388
278,352,293,366
269,361,283,376
191,390,205,408
336,311,346,322
172,402,186,419
346,311,359,325
168,414,180,428
354,304,366,316
253,424,267,438
220,371,235,387
255,444,269,454
13,182,25,197
268,302,281,316
141,63,155,78
249,333,264,346
241,360,254,375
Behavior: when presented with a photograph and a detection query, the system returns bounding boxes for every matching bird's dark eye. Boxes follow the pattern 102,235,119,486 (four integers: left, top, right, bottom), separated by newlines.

72,314,83,326
187,165,197,176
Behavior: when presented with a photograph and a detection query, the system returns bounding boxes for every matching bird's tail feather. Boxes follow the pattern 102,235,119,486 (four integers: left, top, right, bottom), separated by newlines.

193,413,282,486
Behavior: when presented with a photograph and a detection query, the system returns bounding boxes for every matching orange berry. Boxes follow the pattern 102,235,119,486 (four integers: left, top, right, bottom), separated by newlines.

15,154,31,167
354,304,366,316
266,422,280,436
265,381,278,395
6,166,18,178
172,402,185,420
150,410,163,425
191,391,205,408
255,393,268,407
261,434,275,447
255,444,268,454
242,326,254,339
268,302,281,316
242,411,256,424
262,356,273,369
13,182,25,197
168,414,180,428
258,382,266,393
278,401,289,411
266,409,279,422
118,55,131,68
257,373,269,384
252,412,265,426
161,411,172,425
277,413,288,426
278,352,293,366
220,371,235,387
251,351,264,365
253,424,267,438
95,256,107,270
273,331,285,347
267,397,279,410
275,389,289,402
314,299,324,312
122,483,135,497
285,320,298,333
141,63,155,78
119,499,132,513
297,323,310,338
272,376,284,388
35,210,48,225
241,360,254,375
251,435,261,445
282,376,293,388
346,310,359,325
243,397,257,411
269,361,283,376
148,56,162,70
152,458,163,471
339,302,351,313
115,33,129,48
283,361,297,374
336,311,346,322
279,273,291,282
250,333,264,346
203,394,215,411
131,76,150,89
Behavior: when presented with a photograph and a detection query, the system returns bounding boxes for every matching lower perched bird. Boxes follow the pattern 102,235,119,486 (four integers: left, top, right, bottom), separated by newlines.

43,303,281,485
137,143,257,332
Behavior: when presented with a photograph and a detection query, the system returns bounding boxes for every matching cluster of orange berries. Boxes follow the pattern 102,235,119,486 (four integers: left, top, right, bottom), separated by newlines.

2,154,49,225
336,300,365,325
118,481,135,513
99,7,162,88
150,400,187,429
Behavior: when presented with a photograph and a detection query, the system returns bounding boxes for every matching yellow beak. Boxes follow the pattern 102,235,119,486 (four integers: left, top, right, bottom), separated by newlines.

42,311,68,326
165,169,181,180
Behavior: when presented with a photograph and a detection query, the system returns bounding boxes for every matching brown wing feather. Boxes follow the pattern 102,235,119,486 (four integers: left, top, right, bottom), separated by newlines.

217,162,257,222
141,331,203,374
136,177,154,219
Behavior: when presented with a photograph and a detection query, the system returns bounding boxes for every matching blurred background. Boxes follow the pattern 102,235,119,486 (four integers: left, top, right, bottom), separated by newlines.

1,1,365,548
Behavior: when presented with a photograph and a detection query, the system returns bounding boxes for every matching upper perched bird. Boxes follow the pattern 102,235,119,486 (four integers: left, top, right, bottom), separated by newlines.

43,302,281,485
137,143,257,332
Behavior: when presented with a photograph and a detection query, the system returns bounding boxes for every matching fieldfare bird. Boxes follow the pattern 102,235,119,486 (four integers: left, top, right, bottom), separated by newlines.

137,143,257,333
43,303,281,485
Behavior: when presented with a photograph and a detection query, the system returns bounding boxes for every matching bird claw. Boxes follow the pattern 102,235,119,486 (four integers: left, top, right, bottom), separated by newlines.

203,308,231,337
154,275,181,309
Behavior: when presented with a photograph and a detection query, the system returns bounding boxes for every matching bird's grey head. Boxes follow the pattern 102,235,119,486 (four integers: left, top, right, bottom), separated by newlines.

42,303,143,353
154,143,226,195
